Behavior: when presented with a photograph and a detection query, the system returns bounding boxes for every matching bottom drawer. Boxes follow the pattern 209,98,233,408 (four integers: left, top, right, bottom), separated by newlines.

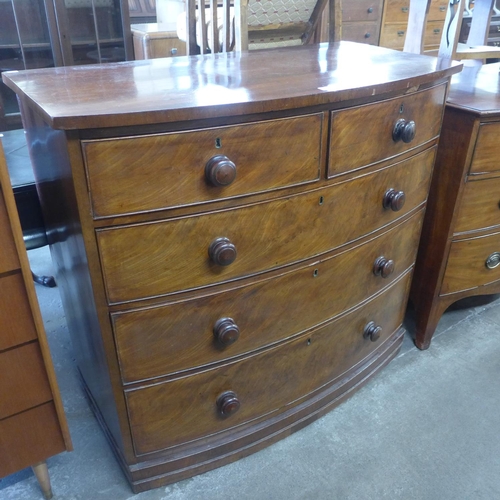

125,271,412,456
342,22,380,45
441,230,500,295
0,402,67,477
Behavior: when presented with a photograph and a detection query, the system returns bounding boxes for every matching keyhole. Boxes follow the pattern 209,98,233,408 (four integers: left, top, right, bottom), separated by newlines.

313,269,319,277
215,137,222,148
307,338,312,346
399,104,404,114
319,196,324,205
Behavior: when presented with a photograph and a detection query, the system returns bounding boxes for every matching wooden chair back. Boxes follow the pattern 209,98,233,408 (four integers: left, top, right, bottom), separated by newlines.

404,0,500,61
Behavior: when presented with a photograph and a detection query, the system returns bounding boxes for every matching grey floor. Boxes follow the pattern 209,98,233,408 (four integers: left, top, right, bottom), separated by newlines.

0,245,500,500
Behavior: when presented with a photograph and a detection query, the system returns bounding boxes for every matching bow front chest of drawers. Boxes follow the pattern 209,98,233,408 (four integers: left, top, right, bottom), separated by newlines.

3,42,459,492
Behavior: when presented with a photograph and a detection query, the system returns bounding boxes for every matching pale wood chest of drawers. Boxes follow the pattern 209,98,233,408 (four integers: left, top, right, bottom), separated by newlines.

411,63,500,349
3,43,459,492
0,142,71,499
380,0,448,51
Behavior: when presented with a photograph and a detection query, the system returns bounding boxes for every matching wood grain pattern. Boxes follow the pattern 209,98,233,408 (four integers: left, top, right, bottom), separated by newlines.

0,189,20,275
454,176,500,234
98,147,435,304
113,211,423,383
83,114,324,217
441,230,500,295
469,122,500,175
328,84,445,176
126,272,411,455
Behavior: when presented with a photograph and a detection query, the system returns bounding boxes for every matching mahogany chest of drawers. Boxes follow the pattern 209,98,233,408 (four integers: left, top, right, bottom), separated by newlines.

0,141,71,499
340,0,384,45
3,43,459,492
411,62,500,349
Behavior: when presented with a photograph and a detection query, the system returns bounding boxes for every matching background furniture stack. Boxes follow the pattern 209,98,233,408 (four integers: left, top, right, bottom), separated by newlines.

0,141,71,499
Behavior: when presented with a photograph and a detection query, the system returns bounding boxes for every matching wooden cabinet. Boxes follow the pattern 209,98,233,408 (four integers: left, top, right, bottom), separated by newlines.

411,63,500,349
379,0,448,51
0,141,71,498
3,43,459,492
131,23,187,59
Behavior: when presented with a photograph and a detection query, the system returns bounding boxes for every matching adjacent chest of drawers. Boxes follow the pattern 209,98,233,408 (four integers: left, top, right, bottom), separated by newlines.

411,63,500,349
3,43,459,492
380,0,448,51
0,142,71,498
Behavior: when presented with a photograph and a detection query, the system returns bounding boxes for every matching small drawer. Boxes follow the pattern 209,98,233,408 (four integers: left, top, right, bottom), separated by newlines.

0,402,66,478
83,114,324,218
428,0,448,21
342,22,380,45
97,147,435,304
0,189,20,275
379,23,407,49
0,343,53,420
382,0,410,23
454,177,500,235
125,272,411,456
342,1,381,22
113,211,423,383
424,20,444,49
441,230,500,295
328,84,446,177
469,122,500,175
0,272,38,351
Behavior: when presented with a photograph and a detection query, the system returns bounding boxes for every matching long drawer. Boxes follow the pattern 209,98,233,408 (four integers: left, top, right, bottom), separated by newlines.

0,272,38,351
454,176,500,234
328,84,445,177
113,211,423,383
469,122,500,175
441,230,500,295
0,189,19,275
125,272,411,456
83,113,324,218
0,342,53,420
97,147,435,304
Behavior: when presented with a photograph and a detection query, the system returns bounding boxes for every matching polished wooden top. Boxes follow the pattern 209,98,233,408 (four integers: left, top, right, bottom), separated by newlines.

2,42,461,130
447,62,500,117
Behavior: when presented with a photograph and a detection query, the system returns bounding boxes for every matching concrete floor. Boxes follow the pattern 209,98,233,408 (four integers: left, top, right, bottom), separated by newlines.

1,245,500,500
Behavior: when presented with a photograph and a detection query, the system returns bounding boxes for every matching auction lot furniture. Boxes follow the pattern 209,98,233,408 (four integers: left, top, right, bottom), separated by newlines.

0,141,71,499
411,62,500,349
3,42,459,492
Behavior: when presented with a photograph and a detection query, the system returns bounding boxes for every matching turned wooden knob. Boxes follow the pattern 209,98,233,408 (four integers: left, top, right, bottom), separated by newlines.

216,391,240,416
364,321,382,342
392,118,416,143
205,155,237,186
213,318,240,346
208,237,237,266
373,256,395,278
383,188,406,212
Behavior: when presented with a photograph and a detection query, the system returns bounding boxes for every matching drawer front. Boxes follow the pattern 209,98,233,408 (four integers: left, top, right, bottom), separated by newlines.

342,22,380,45
424,20,444,49
383,0,410,23
0,343,53,420
98,147,435,304
0,272,38,351
0,402,66,478
469,122,500,175
83,114,323,218
454,177,500,234
343,0,382,22
441,230,500,295
428,0,447,21
0,189,20,275
113,211,423,383
125,272,411,456
328,84,445,177
379,23,407,48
